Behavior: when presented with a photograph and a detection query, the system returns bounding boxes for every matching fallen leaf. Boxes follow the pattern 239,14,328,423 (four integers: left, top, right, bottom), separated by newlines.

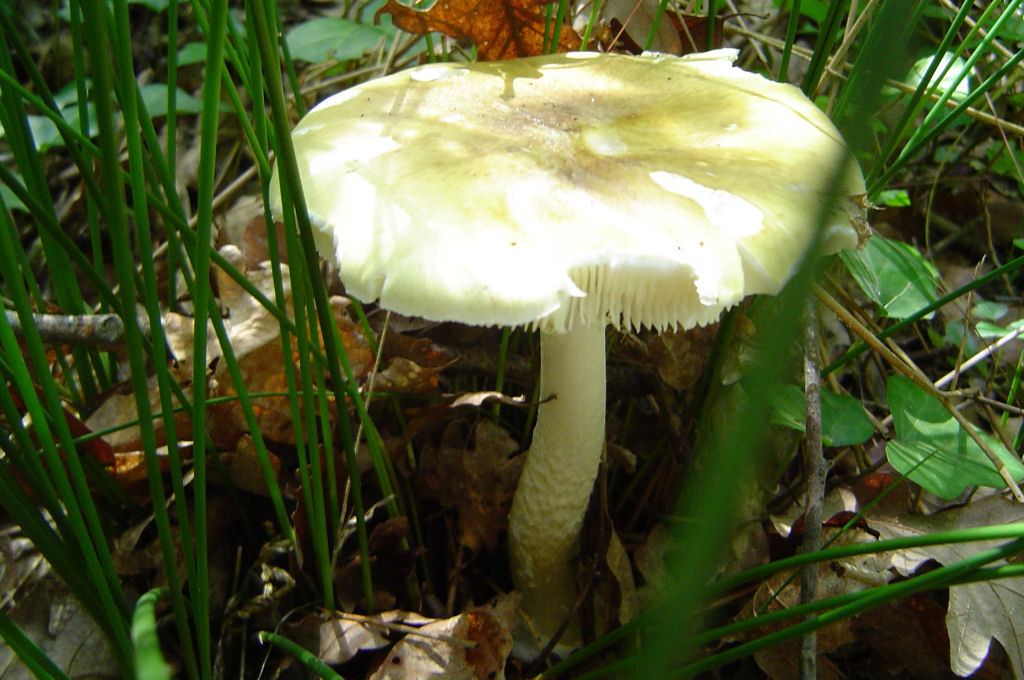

213,434,281,497
645,324,718,390
0,576,120,679
367,595,516,680
448,391,526,409
871,495,1024,679
850,593,962,679
417,420,522,552
372,357,441,396
334,517,417,611
741,562,858,680
84,375,191,454
378,0,580,60
319,611,429,665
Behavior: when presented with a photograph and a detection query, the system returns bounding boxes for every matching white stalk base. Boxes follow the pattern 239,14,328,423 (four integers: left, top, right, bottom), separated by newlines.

508,323,607,651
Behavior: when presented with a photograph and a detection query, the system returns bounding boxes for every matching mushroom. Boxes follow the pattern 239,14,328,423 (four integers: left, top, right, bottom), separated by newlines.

269,49,867,649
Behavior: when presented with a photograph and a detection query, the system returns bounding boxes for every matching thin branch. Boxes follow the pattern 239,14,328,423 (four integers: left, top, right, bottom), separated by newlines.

814,284,1024,502
3,310,145,348
799,299,825,680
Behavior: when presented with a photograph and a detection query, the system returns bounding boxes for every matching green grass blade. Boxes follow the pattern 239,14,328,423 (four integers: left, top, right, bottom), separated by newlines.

250,0,375,610
0,182,133,677
188,0,232,675
258,631,347,680
0,609,73,680
132,589,172,680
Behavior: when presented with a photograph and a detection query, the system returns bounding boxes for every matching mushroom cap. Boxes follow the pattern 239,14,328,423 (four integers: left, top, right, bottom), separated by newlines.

270,49,866,333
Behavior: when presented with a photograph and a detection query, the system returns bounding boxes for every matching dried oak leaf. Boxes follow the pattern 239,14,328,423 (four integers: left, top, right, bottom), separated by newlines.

417,420,522,552
645,323,718,390
378,0,580,61
870,495,1024,679
367,595,517,680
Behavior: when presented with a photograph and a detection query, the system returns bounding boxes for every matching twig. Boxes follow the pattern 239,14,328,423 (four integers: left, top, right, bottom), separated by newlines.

326,611,478,649
814,284,1024,502
799,299,825,680
934,323,1024,390
3,310,144,348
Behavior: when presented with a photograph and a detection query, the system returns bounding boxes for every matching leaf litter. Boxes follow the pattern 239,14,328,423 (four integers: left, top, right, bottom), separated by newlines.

10,3,1024,679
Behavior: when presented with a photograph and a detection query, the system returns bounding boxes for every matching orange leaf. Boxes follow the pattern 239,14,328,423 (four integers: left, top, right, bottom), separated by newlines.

377,0,581,60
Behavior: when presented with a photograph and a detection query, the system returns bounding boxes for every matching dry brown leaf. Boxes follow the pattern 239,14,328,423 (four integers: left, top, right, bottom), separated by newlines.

373,357,441,396
334,518,417,612
741,564,859,680
319,611,430,665
378,0,580,60
417,420,522,552
213,434,281,497
367,595,516,680
870,495,1024,679
849,593,962,679
319,597,517,678
645,324,718,390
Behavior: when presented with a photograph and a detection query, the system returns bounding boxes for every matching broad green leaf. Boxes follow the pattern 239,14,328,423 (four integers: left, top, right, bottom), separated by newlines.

285,18,389,64
772,0,827,23
976,318,1024,339
886,375,1024,498
176,42,207,65
840,235,938,319
769,384,874,447
138,84,204,118
907,52,971,103
971,300,1008,321
0,182,26,212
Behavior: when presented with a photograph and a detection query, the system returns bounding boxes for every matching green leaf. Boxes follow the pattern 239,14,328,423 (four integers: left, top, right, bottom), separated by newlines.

976,318,1024,339
0,181,26,212
284,18,389,64
769,384,874,446
840,235,938,319
176,42,208,65
875,188,911,207
886,375,1024,498
906,51,972,103
972,300,1008,321
138,84,204,118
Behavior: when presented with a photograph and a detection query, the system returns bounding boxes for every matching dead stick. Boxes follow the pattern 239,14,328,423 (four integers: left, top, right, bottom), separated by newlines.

814,284,1024,502
799,298,824,679
3,310,146,348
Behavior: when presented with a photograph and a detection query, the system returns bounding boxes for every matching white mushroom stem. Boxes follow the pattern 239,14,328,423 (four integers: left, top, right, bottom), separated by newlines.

508,322,607,647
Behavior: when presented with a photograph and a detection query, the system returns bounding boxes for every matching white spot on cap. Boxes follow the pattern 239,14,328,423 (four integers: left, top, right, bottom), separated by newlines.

649,171,763,237
410,65,468,82
582,128,627,156
440,112,465,123
310,136,401,172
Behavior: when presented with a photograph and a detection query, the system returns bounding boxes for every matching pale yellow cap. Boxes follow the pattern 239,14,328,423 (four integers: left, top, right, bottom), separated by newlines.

270,49,867,333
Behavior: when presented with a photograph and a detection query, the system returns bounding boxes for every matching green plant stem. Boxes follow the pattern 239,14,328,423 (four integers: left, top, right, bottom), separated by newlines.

250,0,376,611
778,0,800,81
189,0,232,675
258,632,346,680
815,285,1024,500
102,0,203,674
0,609,72,680
674,537,1024,677
131,589,172,680
824,252,1024,375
